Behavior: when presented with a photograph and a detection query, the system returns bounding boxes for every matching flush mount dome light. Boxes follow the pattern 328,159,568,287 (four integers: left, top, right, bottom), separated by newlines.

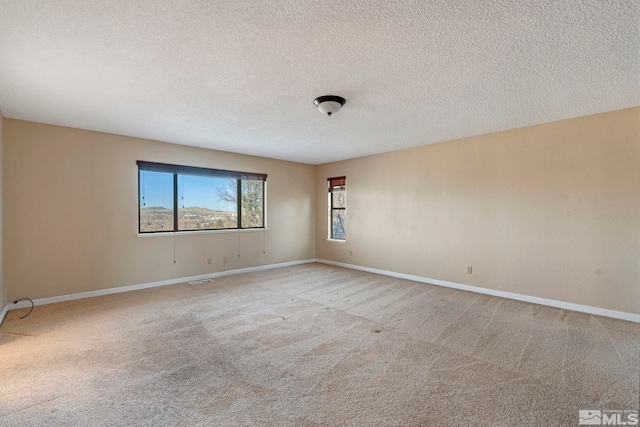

313,95,345,116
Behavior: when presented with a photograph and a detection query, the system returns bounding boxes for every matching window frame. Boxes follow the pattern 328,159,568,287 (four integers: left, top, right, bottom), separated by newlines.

328,176,346,241
137,161,266,234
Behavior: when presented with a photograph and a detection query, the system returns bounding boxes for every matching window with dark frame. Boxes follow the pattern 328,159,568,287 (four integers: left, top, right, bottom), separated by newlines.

138,161,266,233
328,176,346,240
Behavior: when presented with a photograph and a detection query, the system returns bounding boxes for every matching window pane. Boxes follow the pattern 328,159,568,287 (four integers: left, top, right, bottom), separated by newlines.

331,210,346,240
178,175,237,230
139,171,174,232
332,189,345,208
241,179,264,228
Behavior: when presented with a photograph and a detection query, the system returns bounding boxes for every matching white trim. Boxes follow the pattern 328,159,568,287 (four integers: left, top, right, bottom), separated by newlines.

316,259,640,323
326,239,346,243
8,259,316,310
7,258,638,324
0,304,8,326
138,228,268,237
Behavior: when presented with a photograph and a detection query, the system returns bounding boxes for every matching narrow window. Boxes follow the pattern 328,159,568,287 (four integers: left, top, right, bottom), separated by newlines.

139,170,174,232
138,161,266,233
240,178,265,228
328,176,346,240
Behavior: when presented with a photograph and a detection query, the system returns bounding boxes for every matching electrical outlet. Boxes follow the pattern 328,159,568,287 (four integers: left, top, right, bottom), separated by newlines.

467,266,472,274
349,251,353,257
207,258,212,265
223,256,228,263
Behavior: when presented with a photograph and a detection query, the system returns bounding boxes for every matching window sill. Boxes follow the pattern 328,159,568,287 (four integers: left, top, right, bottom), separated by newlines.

138,228,268,237
326,239,346,243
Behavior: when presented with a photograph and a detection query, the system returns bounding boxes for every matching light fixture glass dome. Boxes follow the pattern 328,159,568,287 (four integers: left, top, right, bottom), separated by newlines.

314,95,346,116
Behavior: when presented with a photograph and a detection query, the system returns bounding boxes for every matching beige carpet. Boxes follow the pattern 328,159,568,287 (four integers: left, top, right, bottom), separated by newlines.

1,263,638,426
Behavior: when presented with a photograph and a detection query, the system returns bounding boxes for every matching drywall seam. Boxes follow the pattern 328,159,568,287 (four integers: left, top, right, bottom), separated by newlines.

316,259,640,323
7,259,316,311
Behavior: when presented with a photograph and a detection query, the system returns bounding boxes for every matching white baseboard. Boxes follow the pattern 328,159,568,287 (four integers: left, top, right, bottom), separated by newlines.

0,304,8,326
7,259,316,311
6,258,638,324
316,259,640,323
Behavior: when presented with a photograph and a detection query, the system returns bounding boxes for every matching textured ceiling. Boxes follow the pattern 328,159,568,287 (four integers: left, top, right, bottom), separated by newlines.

0,0,638,164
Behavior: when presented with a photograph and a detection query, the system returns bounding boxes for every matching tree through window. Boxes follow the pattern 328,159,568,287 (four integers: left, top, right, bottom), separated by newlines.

328,176,346,240
138,161,266,233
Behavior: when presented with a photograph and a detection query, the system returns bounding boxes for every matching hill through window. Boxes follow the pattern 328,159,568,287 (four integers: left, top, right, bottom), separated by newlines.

138,161,266,233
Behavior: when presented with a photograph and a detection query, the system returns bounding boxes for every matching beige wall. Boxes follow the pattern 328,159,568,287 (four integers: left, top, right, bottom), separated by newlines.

0,109,5,311
4,120,316,300
4,108,639,314
316,107,640,314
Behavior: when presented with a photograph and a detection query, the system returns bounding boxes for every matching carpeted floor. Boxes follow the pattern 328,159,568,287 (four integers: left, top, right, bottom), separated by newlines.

0,263,638,426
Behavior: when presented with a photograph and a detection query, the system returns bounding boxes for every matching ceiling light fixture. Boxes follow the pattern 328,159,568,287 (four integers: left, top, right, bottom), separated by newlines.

313,95,345,116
